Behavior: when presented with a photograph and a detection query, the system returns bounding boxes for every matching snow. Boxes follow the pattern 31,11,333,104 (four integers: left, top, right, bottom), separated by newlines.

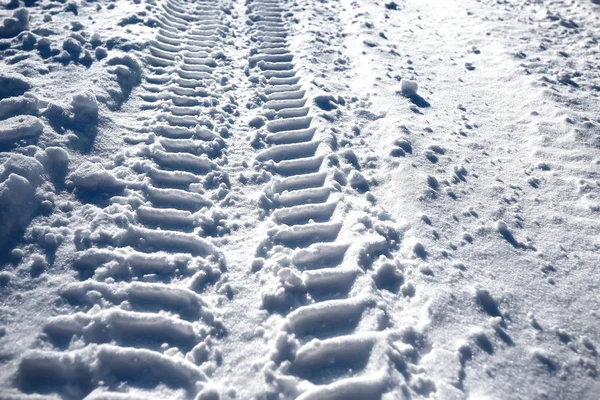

0,115,43,142
0,8,28,39
0,172,37,250
399,78,418,98
69,161,126,192
1,0,599,398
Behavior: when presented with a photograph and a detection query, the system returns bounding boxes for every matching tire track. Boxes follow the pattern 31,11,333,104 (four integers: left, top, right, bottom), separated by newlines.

14,1,233,398
245,1,413,398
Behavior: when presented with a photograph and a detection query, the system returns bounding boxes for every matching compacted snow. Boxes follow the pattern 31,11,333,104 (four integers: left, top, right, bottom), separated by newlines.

0,0,599,398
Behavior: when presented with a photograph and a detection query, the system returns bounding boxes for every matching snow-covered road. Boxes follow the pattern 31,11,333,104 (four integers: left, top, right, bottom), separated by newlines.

1,0,599,398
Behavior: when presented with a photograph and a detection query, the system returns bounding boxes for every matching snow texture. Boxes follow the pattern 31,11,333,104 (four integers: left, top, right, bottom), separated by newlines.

0,0,599,399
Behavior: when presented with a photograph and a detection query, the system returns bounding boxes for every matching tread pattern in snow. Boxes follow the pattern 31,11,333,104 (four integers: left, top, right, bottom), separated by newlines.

246,1,406,398
15,0,232,398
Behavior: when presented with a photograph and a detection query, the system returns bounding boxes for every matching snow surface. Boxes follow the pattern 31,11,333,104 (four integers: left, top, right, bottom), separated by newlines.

0,0,599,398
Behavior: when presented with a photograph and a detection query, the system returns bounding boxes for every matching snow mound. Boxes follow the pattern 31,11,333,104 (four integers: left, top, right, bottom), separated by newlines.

0,94,39,121
0,153,44,185
313,94,338,111
0,73,31,100
0,160,40,253
42,92,99,133
106,54,142,96
69,162,126,192
37,146,70,183
0,115,44,143
43,147,69,171
0,8,29,39
71,92,99,122
399,78,418,97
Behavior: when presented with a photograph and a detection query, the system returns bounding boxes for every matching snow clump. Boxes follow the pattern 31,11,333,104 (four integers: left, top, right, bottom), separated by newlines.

400,78,419,97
